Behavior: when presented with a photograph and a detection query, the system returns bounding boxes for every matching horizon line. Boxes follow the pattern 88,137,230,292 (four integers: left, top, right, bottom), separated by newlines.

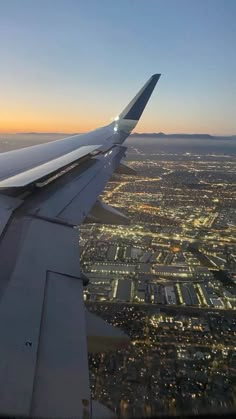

0,130,235,137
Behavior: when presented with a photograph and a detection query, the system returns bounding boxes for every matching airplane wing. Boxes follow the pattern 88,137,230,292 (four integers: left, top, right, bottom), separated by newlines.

0,74,160,189
0,74,160,418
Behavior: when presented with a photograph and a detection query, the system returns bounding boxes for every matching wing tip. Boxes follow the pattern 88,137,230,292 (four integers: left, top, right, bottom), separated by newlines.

151,73,161,81
120,73,161,121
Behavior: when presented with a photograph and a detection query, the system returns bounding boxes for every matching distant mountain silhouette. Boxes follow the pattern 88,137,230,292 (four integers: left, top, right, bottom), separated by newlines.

131,132,236,139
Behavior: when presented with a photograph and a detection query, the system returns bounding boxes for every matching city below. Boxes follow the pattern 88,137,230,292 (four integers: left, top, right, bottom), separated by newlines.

80,140,236,417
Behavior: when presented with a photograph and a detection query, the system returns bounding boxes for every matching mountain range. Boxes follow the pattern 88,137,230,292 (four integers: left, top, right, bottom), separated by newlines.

131,132,236,140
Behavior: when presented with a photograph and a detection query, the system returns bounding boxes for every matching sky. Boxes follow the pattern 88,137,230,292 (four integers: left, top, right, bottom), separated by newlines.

0,0,235,135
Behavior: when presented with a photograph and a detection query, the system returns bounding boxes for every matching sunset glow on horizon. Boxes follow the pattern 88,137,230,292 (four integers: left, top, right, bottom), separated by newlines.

0,0,235,136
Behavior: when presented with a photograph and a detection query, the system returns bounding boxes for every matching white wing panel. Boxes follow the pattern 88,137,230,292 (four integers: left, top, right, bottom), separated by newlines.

0,144,100,188
0,125,114,188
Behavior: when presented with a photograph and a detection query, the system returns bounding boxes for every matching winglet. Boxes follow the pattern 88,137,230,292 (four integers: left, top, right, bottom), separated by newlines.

119,74,161,121
112,74,161,136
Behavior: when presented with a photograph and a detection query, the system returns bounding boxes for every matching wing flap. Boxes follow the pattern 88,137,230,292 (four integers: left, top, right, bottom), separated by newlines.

0,144,100,188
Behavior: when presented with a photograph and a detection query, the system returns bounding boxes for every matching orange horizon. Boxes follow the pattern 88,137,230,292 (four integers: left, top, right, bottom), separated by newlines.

0,107,234,136
0,119,234,137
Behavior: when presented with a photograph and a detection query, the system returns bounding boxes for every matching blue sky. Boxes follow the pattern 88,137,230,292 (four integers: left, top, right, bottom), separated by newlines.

0,0,235,134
